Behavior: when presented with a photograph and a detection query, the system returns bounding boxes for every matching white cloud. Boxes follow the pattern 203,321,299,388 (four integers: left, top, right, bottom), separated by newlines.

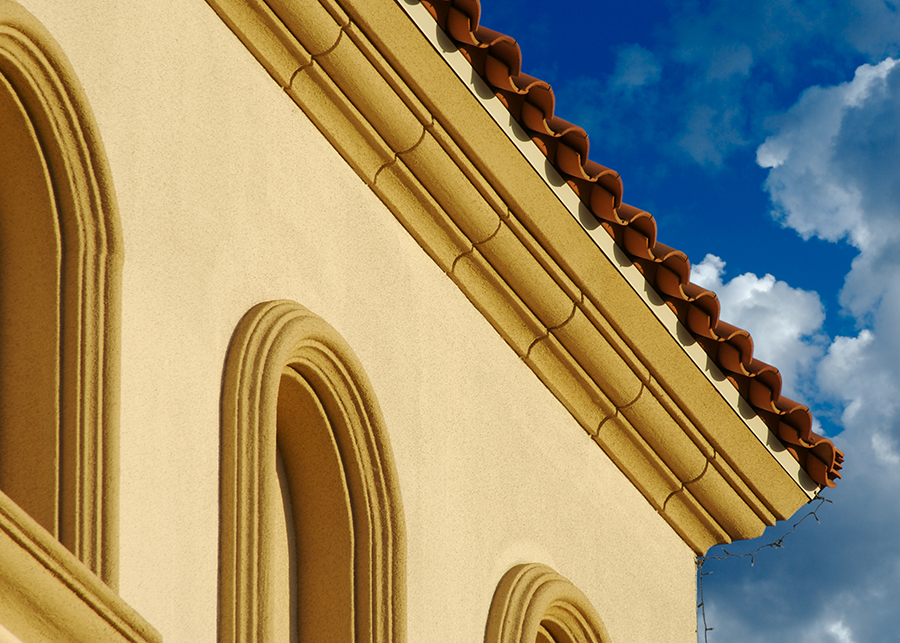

815,331,874,397
655,18,900,643
757,59,900,453
757,58,900,250
692,254,825,397
870,433,900,466
816,328,900,462
842,0,900,58
723,70,900,643
690,253,726,287
827,620,856,643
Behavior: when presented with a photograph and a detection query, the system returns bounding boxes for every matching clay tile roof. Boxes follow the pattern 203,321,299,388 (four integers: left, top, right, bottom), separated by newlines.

421,0,843,488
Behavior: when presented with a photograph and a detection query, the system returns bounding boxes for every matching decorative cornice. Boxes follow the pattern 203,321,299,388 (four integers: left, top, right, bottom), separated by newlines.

0,492,159,643
414,0,841,489
0,0,121,585
485,564,610,643
219,300,406,642
204,0,814,553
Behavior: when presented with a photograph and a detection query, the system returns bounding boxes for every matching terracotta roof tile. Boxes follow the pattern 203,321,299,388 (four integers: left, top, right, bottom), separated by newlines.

421,0,843,488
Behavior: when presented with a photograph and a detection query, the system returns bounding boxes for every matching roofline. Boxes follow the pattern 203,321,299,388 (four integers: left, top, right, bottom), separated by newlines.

204,0,817,552
396,0,818,498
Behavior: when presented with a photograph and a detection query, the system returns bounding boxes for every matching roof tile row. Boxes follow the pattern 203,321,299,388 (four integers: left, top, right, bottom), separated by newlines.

421,0,843,487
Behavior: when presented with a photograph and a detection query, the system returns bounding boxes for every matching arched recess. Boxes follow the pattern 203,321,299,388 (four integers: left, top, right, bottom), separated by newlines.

219,300,407,643
0,0,121,586
486,564,611,643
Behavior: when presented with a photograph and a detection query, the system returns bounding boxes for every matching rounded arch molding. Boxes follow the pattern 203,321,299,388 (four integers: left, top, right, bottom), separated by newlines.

219,300,407,643
0,0,122,585
486,564,611,643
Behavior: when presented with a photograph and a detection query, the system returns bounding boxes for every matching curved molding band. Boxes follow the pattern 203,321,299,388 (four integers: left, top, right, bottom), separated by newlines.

0,492,159,643
0,0,122,584
219,300,406,643
486,564,611,643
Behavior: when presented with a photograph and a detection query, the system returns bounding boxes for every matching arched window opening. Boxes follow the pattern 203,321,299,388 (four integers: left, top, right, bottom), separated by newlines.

0,65,62,538
0,0,122,586
220,300,406,643
276,367,355,641
272,448,298,643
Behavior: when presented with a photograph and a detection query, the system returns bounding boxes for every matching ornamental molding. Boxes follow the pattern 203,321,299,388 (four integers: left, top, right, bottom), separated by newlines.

219,300,406,642
205,0,814,553
0,491,159,642
486,564,610,643
0,0,122,584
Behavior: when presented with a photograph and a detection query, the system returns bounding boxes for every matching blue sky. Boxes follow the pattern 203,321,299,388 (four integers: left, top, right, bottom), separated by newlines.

474,0,900,641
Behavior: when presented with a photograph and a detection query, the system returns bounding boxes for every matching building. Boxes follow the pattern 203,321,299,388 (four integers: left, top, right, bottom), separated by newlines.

0,0,842,641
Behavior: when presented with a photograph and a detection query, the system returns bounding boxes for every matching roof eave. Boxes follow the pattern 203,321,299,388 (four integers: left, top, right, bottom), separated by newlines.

205,0,816,553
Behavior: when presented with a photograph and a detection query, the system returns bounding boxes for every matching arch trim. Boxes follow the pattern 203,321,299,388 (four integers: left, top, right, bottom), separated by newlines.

219,299,406,643
486,564,611,643
0,0,122,585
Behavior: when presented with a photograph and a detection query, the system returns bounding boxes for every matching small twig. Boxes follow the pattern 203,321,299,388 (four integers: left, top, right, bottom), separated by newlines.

695,495,832,642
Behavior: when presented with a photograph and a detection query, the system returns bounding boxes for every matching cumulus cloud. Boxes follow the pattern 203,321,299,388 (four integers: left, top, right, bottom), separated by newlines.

692,254,826,397
870,432,900,466
757,58,900,445
663,0,900,168
699,590,864,643
705,57,900,642
814,326,900,467
757,58,900,250
842,0,900,58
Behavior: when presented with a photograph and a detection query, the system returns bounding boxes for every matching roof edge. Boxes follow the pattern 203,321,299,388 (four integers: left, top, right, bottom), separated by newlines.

397,0,819,497
204,0,817,552
406,0,842,490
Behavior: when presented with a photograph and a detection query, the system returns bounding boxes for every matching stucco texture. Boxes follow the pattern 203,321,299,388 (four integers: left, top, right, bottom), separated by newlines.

14,1,696,641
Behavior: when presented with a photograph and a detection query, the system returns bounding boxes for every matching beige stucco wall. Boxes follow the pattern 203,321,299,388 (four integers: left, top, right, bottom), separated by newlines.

15,1,696,641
